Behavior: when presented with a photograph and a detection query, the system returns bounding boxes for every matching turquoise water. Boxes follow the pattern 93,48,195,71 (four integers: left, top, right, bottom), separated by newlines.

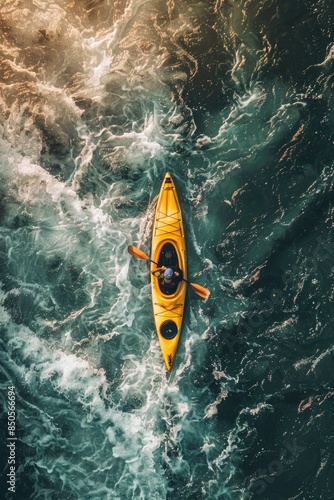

1,1,334,498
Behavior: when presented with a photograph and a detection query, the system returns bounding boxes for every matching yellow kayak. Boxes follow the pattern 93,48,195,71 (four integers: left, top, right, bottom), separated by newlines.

150,173,187,371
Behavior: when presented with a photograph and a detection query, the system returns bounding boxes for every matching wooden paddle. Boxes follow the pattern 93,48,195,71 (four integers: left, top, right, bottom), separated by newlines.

128,245,210,300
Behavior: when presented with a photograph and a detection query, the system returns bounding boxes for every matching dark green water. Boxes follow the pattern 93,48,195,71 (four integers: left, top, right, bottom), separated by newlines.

1,0,334,498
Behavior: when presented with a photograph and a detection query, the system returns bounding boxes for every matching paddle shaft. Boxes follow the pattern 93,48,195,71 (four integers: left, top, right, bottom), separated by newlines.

150,260,194,288
127,245,210,299
148,257,185,280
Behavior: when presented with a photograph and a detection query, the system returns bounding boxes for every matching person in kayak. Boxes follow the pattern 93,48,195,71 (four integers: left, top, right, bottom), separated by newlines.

152,266,183,294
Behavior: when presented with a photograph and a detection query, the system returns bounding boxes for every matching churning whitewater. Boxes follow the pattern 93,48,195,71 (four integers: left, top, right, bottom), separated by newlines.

1,0,334,498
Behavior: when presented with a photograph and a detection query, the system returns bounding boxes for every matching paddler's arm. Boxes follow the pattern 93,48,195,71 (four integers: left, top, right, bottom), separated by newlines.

151,266,166,277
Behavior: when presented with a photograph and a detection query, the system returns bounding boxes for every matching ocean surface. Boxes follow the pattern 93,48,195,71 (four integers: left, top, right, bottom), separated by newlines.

1,1,334,498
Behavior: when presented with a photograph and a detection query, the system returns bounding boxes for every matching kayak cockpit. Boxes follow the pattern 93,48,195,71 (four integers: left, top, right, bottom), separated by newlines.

156,242,183,295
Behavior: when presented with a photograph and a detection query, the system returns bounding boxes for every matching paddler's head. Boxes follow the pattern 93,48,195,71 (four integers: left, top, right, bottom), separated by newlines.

163,268,173,283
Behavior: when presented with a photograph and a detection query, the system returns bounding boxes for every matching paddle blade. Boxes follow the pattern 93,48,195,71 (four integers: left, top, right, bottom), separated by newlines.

189,282,210,300
127,245,150,261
